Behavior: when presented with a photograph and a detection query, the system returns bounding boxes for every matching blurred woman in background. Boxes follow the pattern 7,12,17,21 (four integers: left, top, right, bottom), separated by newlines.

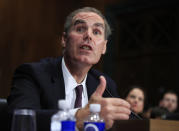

124,86,146,115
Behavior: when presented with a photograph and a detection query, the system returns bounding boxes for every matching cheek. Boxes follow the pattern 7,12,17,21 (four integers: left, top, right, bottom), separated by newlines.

96,42,106,53
138,102,144,109
68,33,82,43
172,103,177,107
94,38,105,45
95,38,104,43
126,98,133,104
67,35,81,47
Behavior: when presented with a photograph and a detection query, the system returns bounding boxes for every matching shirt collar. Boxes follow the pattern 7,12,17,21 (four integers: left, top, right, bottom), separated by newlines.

61,57,87,95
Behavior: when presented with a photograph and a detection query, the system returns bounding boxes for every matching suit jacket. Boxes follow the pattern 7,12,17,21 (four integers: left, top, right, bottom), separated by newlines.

7,57,119,112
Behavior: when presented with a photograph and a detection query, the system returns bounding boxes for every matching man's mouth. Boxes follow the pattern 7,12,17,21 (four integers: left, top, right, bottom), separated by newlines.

80,45,92,50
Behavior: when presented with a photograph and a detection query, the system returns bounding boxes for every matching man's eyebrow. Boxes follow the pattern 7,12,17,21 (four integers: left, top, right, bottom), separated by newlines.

94,23,104,29
74,19,86,26
73,19,104,29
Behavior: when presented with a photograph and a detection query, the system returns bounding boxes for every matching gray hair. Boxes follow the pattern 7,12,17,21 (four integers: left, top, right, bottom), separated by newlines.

64,7,111,40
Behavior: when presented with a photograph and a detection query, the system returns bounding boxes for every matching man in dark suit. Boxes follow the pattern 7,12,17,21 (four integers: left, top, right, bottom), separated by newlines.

8,7,131,129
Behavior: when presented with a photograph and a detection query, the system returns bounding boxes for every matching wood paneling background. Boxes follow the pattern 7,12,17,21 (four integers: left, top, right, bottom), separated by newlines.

103,1,178,110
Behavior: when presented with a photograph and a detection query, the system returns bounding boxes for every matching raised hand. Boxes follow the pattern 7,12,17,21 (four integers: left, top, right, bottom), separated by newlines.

75,76,131,129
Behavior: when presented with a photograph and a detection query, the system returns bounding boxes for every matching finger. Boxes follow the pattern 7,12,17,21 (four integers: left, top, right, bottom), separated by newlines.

105,119,114,129
93,76,106,97
101,103,131,116
113,113,130,120
103,98,131,109
103,110,130,120
114,106,131,115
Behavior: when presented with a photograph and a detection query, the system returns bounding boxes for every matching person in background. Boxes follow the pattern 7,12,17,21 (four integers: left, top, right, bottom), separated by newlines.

8,7,131,130
124,86,145,116
159,90,178,113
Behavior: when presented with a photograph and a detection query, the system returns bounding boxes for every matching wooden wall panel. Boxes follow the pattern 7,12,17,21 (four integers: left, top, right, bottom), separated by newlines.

103,1,178,109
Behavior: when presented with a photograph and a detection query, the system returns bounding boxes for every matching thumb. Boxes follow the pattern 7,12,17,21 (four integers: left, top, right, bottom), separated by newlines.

93,76,106,97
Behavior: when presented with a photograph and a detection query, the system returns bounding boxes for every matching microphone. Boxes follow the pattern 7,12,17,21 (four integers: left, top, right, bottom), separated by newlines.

105,88,143,120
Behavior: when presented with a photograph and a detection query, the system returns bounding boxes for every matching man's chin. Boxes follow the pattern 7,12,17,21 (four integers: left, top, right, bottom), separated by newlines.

78,58,97,66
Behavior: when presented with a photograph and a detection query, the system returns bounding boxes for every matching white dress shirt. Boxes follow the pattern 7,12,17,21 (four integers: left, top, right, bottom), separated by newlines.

61,57,88,116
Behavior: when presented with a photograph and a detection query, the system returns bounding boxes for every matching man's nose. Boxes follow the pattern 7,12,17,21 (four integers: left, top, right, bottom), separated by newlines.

83,30,92,41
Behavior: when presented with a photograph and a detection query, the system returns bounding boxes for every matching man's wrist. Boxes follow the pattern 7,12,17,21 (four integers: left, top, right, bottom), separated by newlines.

75,107,90,130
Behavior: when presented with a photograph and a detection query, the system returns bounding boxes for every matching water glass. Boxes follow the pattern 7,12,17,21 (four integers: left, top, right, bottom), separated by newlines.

11,109,36,131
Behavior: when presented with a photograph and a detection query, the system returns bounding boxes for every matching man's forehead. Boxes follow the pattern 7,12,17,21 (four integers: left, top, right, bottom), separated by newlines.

165,93,177,99
72,12,104,25
73,19,104,30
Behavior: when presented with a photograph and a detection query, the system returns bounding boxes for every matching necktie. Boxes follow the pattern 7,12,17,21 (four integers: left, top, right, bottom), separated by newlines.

74,85,83,108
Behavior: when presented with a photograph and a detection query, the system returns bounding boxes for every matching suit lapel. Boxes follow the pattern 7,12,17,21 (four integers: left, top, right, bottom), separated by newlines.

51,57,65,100
86,72,99,99
50,58,113,102
86,69,113,99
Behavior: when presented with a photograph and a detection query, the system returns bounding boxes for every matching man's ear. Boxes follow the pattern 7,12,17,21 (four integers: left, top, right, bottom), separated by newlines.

61,32,67,48
102,40,107,54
